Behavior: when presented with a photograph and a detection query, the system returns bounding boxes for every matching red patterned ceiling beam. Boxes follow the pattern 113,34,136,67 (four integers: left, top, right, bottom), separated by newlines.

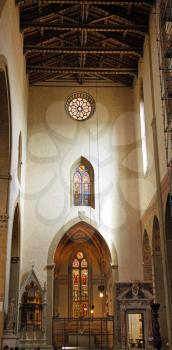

21,23,147,35
27,65,137,76
25,46,142,56
17,0,153,6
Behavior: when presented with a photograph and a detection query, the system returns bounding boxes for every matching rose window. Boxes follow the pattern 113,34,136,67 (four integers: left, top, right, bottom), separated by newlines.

65,92,96,121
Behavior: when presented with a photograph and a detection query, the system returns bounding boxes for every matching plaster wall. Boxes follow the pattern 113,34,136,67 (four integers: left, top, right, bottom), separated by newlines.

0,0,28,310
22,85,143,285
134,12,167,217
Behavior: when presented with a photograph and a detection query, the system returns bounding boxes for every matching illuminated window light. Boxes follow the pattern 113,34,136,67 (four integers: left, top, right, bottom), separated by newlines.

140,101,148,175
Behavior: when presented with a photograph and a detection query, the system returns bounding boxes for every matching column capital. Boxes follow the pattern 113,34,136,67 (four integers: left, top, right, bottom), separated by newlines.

46,264,55,271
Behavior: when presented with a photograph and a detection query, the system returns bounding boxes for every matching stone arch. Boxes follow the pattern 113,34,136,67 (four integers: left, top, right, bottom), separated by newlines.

47,216,118,267
142,229,152,281
70,156,95,208
152,215,167,346
0,55,11,214
46,217,118,345
0,55,12,339
54,222,113,317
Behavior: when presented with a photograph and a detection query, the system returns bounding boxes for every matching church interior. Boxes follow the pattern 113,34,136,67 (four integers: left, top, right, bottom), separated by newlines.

0,0,172,349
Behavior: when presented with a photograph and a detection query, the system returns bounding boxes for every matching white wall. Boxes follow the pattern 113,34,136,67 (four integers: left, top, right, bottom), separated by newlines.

22,85,143,284
0,0,28,310
134,11,167,216
0,1,166,297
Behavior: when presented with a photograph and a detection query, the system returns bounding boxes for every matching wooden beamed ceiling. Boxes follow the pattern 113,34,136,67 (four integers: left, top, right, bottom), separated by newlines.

16,0,154,86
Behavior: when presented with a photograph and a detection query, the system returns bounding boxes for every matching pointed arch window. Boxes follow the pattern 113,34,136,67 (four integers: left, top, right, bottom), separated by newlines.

73,164,91,206
140,80,148,175
71,157,95,208
72,251,89,318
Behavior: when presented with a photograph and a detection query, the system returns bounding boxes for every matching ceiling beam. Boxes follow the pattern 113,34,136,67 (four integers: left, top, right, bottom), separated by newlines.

21,22,147,35
17,0,153,6
25,45,142,56
27,65,137,75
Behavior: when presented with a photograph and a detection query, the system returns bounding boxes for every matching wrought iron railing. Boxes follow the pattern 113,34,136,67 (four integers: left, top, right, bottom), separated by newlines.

52,316,114,349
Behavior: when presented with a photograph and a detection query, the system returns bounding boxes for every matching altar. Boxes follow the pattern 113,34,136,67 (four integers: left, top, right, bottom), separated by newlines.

68,333,95,347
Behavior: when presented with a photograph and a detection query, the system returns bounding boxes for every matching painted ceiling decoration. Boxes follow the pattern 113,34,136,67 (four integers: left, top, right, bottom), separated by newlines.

16,0,154,86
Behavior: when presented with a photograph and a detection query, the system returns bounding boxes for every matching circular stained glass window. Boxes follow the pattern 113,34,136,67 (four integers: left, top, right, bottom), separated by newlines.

65,92,96,121
76,251,84,260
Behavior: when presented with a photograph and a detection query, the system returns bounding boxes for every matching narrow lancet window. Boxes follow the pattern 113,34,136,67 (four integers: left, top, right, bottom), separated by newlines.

73,164,91,206
72,252,88,317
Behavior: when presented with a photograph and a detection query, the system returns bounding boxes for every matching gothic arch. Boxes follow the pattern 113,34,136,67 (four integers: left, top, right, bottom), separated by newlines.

0,55,12,338
46,217,118,345
47,216,118,267
0,55,12,215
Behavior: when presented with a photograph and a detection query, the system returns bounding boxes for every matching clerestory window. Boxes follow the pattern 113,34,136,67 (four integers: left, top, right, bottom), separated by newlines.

72,157,95,208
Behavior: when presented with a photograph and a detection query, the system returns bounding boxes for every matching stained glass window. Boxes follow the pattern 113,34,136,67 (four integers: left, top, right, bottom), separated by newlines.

73,258,80,267
77,251,84,260
72,252,89,317
65,92,96,121
73,165,91,206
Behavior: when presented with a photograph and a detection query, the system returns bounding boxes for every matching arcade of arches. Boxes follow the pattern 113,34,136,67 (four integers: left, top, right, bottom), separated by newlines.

1,1,172,350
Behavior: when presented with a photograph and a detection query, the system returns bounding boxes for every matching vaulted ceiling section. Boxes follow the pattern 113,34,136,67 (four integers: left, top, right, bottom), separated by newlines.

16,0,154,86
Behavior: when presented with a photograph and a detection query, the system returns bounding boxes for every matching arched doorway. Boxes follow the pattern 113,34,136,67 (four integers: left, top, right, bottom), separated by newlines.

5,204,20,333
152,216,167,346
0,56,11,339
47,220,117,349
